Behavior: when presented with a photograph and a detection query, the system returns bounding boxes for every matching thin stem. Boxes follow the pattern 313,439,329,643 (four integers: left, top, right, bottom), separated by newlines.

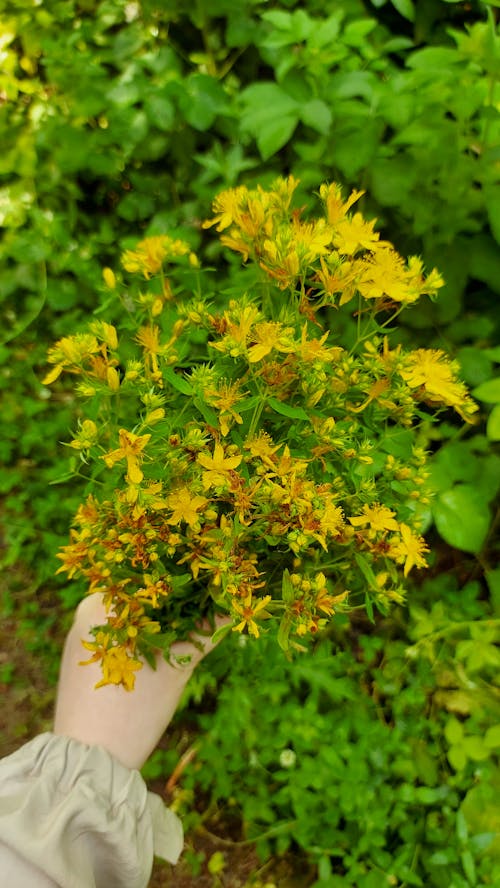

482,74,498,150
197,818,298,848
412,618,500,647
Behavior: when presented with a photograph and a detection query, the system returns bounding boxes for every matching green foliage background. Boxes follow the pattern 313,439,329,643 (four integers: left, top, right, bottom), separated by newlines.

1,0,499,884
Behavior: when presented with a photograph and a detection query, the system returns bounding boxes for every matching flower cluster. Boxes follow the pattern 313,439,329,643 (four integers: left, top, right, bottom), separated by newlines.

44,179,477,689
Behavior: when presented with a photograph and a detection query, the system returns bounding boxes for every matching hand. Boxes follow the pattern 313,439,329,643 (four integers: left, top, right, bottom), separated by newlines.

54,594,227,769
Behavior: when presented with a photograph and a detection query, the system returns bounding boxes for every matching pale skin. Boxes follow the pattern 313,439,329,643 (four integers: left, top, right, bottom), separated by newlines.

54,594,226,770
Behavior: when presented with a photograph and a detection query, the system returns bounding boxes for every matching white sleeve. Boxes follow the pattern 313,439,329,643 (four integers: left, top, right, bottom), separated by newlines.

0,733,183,888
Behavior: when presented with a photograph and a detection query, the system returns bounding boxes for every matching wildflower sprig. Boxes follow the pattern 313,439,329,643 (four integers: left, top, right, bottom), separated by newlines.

44,178,477,689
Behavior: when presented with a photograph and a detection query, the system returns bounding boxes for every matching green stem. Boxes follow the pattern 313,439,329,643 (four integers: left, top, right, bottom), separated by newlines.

482,73,498,151
354,303,405,352
197,818,298,848
412,618,500,647
246,371,267,438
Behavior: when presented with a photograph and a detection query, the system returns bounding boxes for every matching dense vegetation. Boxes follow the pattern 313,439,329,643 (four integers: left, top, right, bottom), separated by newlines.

1,1,499,885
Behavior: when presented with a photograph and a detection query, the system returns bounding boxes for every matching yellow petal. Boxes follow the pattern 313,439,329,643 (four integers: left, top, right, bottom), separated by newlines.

42,364,63,385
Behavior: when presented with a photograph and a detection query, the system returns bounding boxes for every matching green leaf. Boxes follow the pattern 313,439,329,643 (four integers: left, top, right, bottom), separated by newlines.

433,485,491,554
486,567,500,611
300,99,332,135
163,366,193,395
428,440,479,490
370,156,417,207
354,552,377,587
456,347,493,387
445,717,464,746
260,10,292,30
485,184,500,245
391,0,415,22
461,849,476,886
282,569,295,604
448,744,467,771
210,621,233,645
485,725,500,749
456,809,469,844
239,84,300,157
194,398,219,427
330,70,376,102
429,851,452,865
469,833,496,854
277,615,291,651
407,47,460,69
487,405,500,441
268,397,309,421
241,82,299,123
144,94,174,132
469,234,500,294
1,290,46,344
473,377,500,403
332,118,381,177
208,852,226,875
463,736,490,762
257,115,298,160
179,74,228,131
381,429,416,460
484,346,500,362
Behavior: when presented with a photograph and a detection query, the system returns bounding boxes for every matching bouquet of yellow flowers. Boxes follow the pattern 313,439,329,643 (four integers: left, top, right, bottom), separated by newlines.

44,178,477,690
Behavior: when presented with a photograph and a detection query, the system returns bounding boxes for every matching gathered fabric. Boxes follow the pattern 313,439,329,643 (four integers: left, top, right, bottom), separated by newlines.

0,733,183,888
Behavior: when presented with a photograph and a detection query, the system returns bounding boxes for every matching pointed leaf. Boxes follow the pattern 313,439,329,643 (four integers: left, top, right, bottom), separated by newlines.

268,397,309,421
163,365,193,395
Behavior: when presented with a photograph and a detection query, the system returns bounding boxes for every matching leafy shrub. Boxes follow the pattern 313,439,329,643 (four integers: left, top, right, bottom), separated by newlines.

41,178,479,688
1,0,498,588
176,573,500,886
0,4,498,884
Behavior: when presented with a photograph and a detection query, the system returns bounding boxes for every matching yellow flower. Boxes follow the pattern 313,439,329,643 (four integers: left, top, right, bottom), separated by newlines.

197,441,242,489
42,334,100,384
247,321,295,363
358,249,444,306
56,529,91,578
315,255,360,305
166,486,209,527
389,523,429,576
135,324,167,380
144,407,165,425
96,647,143,691
333,213,382,255
102,267,116,289
68,419,99,451
317,499,345,547
102,429,151,483
399,349,478,422
315,587,349,616
209,304,261,358
135,576,171,608
204,380,245,437
90,320,119,350
244,432,281,466
358,248,415,303
292,218,333,262
259,243,300,289
202,185,250,231
232,594,272,638
106,366,121,391
121,235,190,279
319,182,364,225
349,503,399,533
298,324,344,364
